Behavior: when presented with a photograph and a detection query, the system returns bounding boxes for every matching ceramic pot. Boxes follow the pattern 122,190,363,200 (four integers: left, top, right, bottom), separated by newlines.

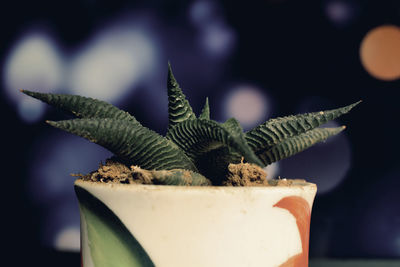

75,179,317,267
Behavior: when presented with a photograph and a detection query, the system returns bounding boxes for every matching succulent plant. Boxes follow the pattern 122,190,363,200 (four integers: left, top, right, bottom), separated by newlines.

22,63,359,186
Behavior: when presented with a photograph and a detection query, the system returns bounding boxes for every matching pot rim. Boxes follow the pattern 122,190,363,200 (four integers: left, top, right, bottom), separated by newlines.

75,178,317,192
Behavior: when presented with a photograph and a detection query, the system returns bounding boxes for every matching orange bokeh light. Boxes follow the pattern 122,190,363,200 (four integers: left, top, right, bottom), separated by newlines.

360,25,400,81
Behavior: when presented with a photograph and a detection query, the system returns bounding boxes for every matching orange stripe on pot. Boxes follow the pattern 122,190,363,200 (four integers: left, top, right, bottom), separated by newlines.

274,196,311,267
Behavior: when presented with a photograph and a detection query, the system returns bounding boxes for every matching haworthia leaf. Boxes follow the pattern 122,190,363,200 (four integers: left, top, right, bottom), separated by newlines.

132,167,211,186
48,118,197,171
21,90,140,125
152,169,211,186
166,119,263,167
198,97,210,120
167,63,196,130
195,146,242,185
221,117,253,163
257,126,346,165
222,118,245,139
75,186,155,267
245,101,360,152
189,118,253,183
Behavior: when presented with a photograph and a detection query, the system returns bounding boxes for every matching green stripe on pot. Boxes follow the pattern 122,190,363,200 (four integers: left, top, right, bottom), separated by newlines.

75,186,155,267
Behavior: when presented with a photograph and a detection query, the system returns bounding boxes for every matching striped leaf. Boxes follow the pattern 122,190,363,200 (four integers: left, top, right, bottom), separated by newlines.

47,118,197,171
219,117,251,164
21,90,140,125
198,97,210,120
245,101,360,152
131,167,211,186
167,119,262,167
257,127,345,165
167,63,196,130
189,118,254,183
194,147,242,185
222,118,245,139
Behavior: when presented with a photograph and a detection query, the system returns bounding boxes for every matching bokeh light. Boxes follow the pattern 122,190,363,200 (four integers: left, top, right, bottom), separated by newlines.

42,201,81,251
279,98,352,194
224,84,271,130
199,22,236,57
189,0,236,57
360,25,400,81
68,23,158,103
356,168,400,256
29,132,112,250
324,0,358,27
17,96,46,123
189,0,219,27
279,121,351,194
3,30,64,122
29,133,112,204
55,227,80,251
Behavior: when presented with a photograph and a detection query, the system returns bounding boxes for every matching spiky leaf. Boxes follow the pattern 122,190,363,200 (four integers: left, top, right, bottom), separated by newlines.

195,147,242,184
198,97,210,120
167,63,196,130
187,118,251,183
245,101,360,152
48,118,197,171
21,90,140,125
166,119,262,167
257,126,345,165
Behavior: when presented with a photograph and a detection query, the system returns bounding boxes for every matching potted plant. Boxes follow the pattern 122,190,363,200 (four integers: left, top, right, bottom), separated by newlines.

22,64,359,267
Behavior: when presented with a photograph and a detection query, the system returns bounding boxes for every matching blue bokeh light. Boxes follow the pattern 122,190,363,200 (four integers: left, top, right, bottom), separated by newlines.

279,98,352,194
3,30,64,122
223,84,271,131
68,19,159,104
324,0,359,27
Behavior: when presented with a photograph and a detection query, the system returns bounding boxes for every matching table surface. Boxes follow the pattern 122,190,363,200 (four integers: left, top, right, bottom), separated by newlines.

22,249,400,267
310,259,400,267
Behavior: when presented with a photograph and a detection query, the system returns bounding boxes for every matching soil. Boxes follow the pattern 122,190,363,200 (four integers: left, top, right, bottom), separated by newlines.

75,159,201,185
223,162,269,186
74,159,307,186
76,159,135,184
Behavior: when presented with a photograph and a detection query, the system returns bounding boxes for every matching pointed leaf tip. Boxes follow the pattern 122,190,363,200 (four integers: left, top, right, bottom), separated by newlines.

167,62,177,86
245,100,359,152
199,97,210,120
21,90,140,124
167,63,196,129
258,126,346,165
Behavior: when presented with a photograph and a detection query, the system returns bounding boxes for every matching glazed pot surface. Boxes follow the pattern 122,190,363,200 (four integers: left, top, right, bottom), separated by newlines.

75,180,317,267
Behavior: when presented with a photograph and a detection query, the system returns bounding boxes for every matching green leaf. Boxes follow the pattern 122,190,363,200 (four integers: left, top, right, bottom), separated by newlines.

187,118,251,183
194,147,242,185
21,90,140,125
75,186,155,267
198,97,210,120
167,63,196,130
166,119,262,183
131,167,211,186
257,126,346,165
222,118,245,139
245,101,360,152
48,118,197,171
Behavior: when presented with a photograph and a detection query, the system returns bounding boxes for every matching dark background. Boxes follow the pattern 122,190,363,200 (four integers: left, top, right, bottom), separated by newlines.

2,0,400,265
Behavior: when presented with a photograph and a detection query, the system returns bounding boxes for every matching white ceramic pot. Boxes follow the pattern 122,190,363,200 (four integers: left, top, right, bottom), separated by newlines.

75,179,317,267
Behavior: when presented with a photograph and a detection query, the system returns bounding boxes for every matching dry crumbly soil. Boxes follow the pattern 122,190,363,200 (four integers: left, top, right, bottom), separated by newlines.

223,162,307,187
74,159,307,186
75,159,198,185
